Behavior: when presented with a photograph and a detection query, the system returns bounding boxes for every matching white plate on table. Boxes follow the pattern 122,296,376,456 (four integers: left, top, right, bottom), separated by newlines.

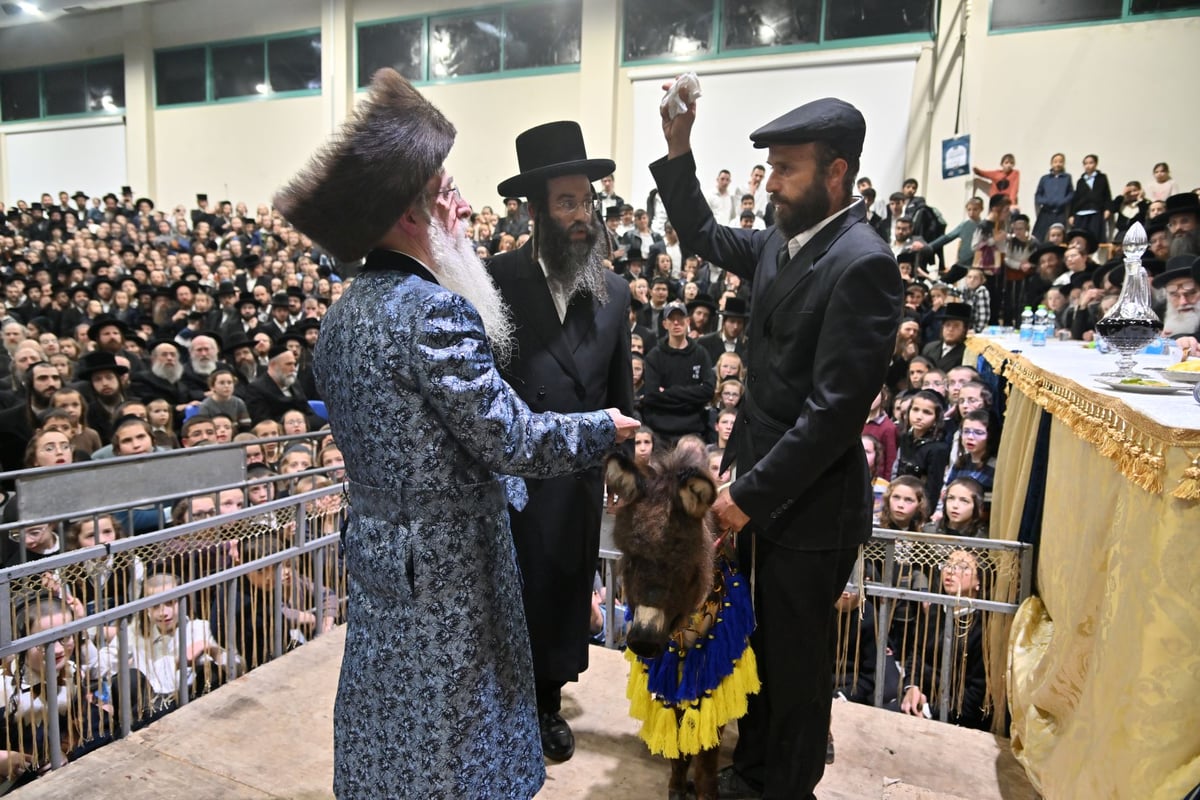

1152,367,1200,384
1093,376,1190,395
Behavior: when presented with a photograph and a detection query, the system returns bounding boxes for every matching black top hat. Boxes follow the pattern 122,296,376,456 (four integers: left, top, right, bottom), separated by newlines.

269,292,291,308
291,317,321,334
76,351,129,379
686,293,718,314
222,332,255,357
626,245,645,263
497,121,616,199
1151,255,1197,289
942,302,972,323
86,315,131,342
720,296,750,319
1064,228,1098,255
1029,244,1066,266
72,190,88,201
1163,192,1200,221
216,280,238,297
604,206,622,221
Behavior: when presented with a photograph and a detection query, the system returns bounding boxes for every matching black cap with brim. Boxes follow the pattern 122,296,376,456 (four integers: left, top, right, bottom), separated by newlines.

497,120,615,199
1065,228,1098,255
749,97,866,158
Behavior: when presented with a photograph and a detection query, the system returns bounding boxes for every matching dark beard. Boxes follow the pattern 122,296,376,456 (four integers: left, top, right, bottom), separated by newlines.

1168,229,1200,259
536,208,609,304
771,179,833,240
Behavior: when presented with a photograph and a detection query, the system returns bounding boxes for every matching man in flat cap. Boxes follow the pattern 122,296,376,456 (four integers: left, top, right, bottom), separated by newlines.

273,69,637,799
651,87,901,799
488,120,635,763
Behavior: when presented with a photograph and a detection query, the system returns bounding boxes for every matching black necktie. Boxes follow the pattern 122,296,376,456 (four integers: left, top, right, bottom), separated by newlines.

777,243,792,272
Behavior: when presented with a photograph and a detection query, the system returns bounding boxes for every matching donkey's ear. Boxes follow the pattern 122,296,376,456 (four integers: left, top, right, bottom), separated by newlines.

605,452,641,502
678,471,717,519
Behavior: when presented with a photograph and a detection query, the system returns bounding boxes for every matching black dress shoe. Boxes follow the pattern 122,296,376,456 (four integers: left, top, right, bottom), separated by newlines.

716,766,763,799
539,711,575,762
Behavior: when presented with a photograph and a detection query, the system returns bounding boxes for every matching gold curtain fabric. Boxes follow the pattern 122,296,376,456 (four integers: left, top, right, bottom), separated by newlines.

967,339,1200,799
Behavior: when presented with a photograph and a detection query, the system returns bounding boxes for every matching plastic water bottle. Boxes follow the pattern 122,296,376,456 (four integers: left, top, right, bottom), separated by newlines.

1032,305,1048,347
1019,307,1034,341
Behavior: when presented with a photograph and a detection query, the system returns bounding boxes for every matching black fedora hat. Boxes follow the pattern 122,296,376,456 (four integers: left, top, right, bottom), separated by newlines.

720,296,750,319
76,351,130,379
686,293,718,314
1163,192,1200,222
221,331,255,358
497,121,615,199
86,315,132,342
1151,255,1197,289
1029,244,1066,266
942,302,972,323
1065,228,1098,255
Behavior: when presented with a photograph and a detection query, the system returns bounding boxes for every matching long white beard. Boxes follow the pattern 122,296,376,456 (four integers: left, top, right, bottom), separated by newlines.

153,362,183,384
426,219,515,366
191,357,218,375
1163,304,1200,337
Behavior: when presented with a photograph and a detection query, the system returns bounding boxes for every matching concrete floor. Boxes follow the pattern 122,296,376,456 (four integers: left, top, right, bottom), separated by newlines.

15,626,1037,799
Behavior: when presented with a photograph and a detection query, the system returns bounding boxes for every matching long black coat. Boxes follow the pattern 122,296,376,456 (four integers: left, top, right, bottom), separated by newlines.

488,242,633,684
651,151,902,552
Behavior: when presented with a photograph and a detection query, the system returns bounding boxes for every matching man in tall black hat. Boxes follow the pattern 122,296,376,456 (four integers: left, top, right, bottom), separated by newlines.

73,351,131,444
223,292,263,339
697,295,750,363
1163,192,1200,258
489,119,634,762
1153,255,1200,338
272,69,637,799
651,87,901,799
921,301,972,372
264,292,292,338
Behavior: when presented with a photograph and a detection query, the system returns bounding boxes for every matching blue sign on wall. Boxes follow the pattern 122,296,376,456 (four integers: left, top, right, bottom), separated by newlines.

942,135,970,179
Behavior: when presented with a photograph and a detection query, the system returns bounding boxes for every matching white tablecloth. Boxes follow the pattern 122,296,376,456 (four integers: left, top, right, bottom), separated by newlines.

976,336,1200,431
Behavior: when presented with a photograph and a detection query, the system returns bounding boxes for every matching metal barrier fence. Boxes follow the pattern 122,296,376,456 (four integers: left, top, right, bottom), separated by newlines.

0,483,345,785
598,527,1032,729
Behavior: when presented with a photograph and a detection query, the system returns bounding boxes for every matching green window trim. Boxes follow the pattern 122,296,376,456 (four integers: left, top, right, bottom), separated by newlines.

619,0,936,67
988,0,1200,34
153,28,323,109
354,0,583,88
0,56,125,125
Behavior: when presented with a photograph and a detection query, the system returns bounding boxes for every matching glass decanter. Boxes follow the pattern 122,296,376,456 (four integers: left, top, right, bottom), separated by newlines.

1094,222,1163,378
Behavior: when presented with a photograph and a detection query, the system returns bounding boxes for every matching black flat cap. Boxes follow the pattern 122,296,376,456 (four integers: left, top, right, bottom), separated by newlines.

749,97,866,158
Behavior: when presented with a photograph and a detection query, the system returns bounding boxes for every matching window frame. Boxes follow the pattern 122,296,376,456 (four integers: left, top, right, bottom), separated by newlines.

153,28,323,109
354,0,584,89
619,0,936,67
0,56,126,125
988,0,1200,34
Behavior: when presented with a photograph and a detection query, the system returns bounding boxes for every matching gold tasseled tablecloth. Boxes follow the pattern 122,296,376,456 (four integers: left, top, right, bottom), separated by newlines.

969,337,1200,800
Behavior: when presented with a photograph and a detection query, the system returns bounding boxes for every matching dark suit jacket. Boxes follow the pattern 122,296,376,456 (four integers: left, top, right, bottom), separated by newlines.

243,373,313,425
920,340,966,373
488,242,633,681
651,151,902,552
696,331,748,365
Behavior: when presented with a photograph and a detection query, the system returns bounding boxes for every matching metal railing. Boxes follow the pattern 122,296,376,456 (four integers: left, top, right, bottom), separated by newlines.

598,527,1033,727
0,483,346,779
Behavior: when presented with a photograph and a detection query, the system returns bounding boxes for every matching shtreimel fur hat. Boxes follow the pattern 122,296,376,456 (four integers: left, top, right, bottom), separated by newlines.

273,68,456,262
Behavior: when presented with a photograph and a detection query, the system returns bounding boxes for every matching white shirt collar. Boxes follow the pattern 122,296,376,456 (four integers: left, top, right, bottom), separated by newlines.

784,198,860,260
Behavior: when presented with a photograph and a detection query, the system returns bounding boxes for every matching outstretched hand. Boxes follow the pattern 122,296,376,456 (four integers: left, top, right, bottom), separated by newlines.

605,409,641,443
660,79,697,160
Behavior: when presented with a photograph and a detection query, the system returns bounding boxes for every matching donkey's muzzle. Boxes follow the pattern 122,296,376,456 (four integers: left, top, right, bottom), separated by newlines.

627,605,668,659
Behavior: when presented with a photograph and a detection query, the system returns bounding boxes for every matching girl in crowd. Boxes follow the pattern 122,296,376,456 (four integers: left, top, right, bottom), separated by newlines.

930,478,988,538
281,409,309,436
49,389,101,455
23,429,75,469
920,369,948,399
65,515,142,627
252,419,283,464
879,476,928,532
36,411,92,464
631,353,646,412
898,549,992,731
861,433,891,523
318,444,345,483
946,410,998,497
198,369,252,430
714,352,745,383
891,390,913,436
146,398,179,450
863,386,897,479
895,390,951,505
99,572,229,720
0,593,119,787
632,425,656,469
57,337,82,361
906,355,934,393
712,409,736,450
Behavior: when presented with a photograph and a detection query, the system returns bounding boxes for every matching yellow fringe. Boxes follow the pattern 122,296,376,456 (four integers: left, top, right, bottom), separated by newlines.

964,337,1200,500
624,646,761,758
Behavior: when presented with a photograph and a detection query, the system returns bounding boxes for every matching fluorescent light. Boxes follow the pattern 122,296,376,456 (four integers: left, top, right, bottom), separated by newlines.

17,1,43,14
255,83,271,94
